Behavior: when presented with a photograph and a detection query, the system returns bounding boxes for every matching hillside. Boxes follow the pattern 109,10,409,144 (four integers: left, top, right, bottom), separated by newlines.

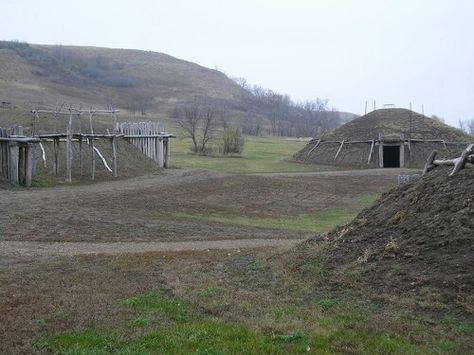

0,42,243,120
0,41,351,135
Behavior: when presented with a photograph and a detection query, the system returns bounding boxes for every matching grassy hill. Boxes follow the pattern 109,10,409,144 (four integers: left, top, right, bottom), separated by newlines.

0,41,353,136
0,42,244,122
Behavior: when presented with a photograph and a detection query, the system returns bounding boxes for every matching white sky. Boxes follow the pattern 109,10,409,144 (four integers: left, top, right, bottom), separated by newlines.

1,0,473,126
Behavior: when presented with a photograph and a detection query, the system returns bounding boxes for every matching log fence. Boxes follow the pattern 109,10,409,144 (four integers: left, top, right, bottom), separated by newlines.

422,143,474,177
118,122,173,168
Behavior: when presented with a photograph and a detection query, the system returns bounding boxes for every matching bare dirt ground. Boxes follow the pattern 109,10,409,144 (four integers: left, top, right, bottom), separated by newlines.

0,168,407,265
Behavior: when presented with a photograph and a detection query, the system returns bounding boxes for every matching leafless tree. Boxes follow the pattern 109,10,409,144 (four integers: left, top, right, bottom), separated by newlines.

176,99,218,154
459,118,474,136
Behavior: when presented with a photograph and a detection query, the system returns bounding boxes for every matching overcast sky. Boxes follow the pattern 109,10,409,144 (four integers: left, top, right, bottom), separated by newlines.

1,0,473,126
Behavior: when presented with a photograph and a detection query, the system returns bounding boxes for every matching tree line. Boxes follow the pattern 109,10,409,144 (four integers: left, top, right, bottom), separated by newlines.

232,77,347,137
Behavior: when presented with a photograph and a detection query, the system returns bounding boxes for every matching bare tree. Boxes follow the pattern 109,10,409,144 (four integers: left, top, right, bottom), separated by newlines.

199,105,216,153
176,99,218,154
459,118,474,136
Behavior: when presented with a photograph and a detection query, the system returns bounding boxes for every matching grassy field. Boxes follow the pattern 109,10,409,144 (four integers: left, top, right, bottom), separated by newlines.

172,193,380,234
27,252,470,354
168,132,336,173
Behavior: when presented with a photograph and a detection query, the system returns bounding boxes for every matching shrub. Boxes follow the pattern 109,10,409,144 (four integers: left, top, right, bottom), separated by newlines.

219,125,244,155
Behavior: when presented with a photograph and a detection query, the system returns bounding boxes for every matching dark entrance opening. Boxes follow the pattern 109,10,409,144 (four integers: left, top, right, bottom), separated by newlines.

383,145,400,168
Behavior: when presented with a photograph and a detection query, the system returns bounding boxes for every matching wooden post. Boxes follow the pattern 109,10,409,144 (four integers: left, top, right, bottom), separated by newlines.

399,134,405,168
9,141,19,185
90,138,96,180
18,144,25,185
66,108,73,183
89,110,94,134
157,137,164,167
79,138,83,176
25,143,34,187
111,135,117,178
53,137,59,176
378,133,384,168
164,138,169,168
407,139,412,164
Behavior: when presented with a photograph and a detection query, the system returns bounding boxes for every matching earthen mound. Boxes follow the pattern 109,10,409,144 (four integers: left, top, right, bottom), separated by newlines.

291,166,473,315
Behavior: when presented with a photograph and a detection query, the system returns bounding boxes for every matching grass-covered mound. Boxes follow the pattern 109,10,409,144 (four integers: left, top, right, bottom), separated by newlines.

287,166,474,316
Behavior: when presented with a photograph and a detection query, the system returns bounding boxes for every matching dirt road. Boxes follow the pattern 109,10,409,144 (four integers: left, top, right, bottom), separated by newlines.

0,239,299,265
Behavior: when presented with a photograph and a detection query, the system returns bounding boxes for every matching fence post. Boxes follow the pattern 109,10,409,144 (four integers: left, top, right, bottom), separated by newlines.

9,141,19,185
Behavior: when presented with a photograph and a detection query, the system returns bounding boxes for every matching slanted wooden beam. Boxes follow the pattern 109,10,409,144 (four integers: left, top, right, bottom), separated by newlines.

334,140,345,160
422,150,437,176
367,140,375,164
307,139,321,156
450,144,474,176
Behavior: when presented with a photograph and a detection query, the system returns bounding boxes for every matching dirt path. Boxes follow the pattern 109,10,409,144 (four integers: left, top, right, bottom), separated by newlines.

245,168,420,177
0,239,299,265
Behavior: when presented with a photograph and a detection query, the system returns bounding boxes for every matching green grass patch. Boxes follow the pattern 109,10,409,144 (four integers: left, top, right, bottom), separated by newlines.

197,287,223,298
169,133,337,174
357,192,381,206
174,209,356,233
34,291,463,355
118,291,188,323
317,299,340,312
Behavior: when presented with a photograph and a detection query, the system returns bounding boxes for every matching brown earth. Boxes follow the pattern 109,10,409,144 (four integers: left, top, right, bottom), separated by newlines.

0,168,402,246
287,166,474,316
